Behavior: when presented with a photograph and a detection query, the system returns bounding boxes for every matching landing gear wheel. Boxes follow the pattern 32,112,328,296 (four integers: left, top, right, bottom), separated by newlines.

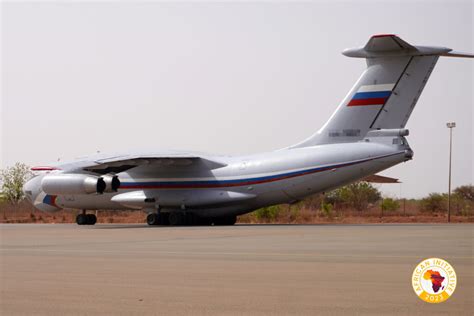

225,215,237,225
196,217,213,226
86,214,97,225
168,212,184,226
213,215,237,226
147,213,161,226
161,213,170,226
184,213,197,226
76,214,88,225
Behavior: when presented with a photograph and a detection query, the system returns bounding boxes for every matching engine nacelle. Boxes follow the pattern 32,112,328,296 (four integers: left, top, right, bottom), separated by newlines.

41,174,106,195
102,175,121,193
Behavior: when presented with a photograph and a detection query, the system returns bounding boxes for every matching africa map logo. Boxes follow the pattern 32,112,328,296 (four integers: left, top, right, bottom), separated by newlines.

412,258,457,303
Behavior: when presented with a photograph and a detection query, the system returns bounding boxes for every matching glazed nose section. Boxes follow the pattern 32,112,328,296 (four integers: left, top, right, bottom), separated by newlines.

22,176,60,212
23,177,37,203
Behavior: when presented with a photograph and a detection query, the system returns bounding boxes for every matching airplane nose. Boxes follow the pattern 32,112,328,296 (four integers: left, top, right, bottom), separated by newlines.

23,175,43,205
23,175,61,212
23,178,35,203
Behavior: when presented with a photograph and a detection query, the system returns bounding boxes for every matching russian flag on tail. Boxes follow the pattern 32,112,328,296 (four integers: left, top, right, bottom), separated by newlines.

347,83,395,106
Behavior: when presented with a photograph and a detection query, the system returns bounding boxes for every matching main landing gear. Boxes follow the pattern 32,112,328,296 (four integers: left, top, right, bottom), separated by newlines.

146,213,161,226
146,212,236,226
76,210,97,225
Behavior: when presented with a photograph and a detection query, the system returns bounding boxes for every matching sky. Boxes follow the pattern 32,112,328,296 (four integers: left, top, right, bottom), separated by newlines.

1,1,472,198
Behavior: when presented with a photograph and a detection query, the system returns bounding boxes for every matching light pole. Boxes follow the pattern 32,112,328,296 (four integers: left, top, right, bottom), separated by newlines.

446,122,456,223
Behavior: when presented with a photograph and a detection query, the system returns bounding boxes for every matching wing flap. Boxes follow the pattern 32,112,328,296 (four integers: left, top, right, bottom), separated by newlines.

83,154,227,174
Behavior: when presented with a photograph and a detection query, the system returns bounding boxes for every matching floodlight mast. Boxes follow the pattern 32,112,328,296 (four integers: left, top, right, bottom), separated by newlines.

446,122,456,223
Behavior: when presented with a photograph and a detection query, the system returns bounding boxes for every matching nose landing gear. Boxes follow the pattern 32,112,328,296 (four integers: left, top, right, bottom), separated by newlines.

146,213,161,226
76,210,97,225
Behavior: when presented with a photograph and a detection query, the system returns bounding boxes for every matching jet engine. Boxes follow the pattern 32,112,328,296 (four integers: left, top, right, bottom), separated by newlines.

41,174,107,195
102,175,121,193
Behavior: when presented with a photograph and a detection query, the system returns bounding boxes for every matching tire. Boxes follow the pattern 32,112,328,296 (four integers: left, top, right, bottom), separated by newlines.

161,213,170,225
146,213,160,226
214,215,237,226
86,214,97,225
184,213,198,226
168,212,183,226
225,215,237,225
76,214,88,225
195,217,213,226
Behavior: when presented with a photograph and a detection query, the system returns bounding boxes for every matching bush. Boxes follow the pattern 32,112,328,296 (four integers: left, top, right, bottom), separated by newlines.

420,193,446,213
289,207,300,222
254,205,281,221
299,194,323,210
381,198,400,212
320,201,333,218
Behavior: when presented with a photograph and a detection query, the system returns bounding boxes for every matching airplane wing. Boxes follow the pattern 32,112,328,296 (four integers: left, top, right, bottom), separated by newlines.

362,174,400,183
76,153,227,174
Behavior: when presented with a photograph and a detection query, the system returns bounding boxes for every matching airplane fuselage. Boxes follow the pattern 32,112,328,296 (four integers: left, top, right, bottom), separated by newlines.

26,137,411,218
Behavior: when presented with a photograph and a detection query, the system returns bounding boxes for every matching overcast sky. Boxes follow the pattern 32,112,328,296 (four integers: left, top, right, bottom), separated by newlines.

1,1,472,198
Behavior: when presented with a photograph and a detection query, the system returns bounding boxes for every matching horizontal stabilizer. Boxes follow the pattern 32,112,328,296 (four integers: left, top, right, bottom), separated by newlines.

441,51,474,58
343,34,451,58
362,174,400,183
364,34,416,52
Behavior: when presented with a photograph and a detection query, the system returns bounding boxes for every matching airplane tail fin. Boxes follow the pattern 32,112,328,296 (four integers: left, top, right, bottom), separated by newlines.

291,34,473,148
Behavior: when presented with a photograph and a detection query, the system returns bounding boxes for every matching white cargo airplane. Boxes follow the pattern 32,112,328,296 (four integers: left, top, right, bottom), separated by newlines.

23,35,473,226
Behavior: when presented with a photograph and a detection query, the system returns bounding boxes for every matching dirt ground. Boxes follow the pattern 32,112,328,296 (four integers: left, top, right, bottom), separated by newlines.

1,201,472,224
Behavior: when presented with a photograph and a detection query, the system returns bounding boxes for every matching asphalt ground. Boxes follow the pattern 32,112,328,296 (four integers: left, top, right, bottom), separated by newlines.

1,224,472,315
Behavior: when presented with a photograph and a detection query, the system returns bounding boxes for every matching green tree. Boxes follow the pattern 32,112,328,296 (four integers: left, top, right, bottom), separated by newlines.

326,182,381,211
0,163,31,204
451,185,473,216
453,185,474,202
420,193,446,213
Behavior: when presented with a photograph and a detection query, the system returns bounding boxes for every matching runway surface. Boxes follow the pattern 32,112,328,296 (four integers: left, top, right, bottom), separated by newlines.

1,224,472,315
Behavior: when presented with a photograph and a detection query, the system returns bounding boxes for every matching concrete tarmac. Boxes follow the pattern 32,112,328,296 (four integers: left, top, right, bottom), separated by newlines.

1,224,472,315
